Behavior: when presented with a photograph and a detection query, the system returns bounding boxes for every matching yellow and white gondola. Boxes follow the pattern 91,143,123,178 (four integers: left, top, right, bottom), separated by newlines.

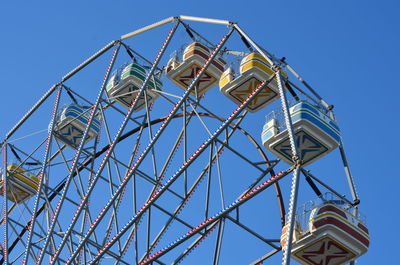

219,52,288,112
0,164,39,203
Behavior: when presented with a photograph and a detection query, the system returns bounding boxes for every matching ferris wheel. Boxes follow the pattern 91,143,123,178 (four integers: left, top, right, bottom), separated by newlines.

0,16,369,265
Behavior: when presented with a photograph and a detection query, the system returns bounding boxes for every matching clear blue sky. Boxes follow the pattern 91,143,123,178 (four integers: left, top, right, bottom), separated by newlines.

1,0,399,264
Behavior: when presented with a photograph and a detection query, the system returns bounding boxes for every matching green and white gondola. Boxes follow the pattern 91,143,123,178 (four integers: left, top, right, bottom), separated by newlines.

106,62,162,111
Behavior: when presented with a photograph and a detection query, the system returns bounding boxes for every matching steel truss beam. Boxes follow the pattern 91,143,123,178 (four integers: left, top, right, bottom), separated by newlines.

30,42,122,265
58,26,235,265
84,62,282,264
51,22,181,264
139,168,293,265
139,110,249,263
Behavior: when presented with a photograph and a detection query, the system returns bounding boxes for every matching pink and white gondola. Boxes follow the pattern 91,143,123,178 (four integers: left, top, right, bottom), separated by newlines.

281,203,369,265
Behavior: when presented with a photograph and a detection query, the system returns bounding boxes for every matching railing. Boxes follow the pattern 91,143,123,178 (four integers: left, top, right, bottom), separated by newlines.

168,41,227,67
53,104,102,139
290,192,367,236
56,104,92,122
3,160,38,180
264,97,331,132
168,42,190,63
108,61,131,87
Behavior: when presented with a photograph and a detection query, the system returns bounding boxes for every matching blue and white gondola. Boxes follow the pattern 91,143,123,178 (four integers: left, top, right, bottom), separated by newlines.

261,101,340,166
53,104,101,149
